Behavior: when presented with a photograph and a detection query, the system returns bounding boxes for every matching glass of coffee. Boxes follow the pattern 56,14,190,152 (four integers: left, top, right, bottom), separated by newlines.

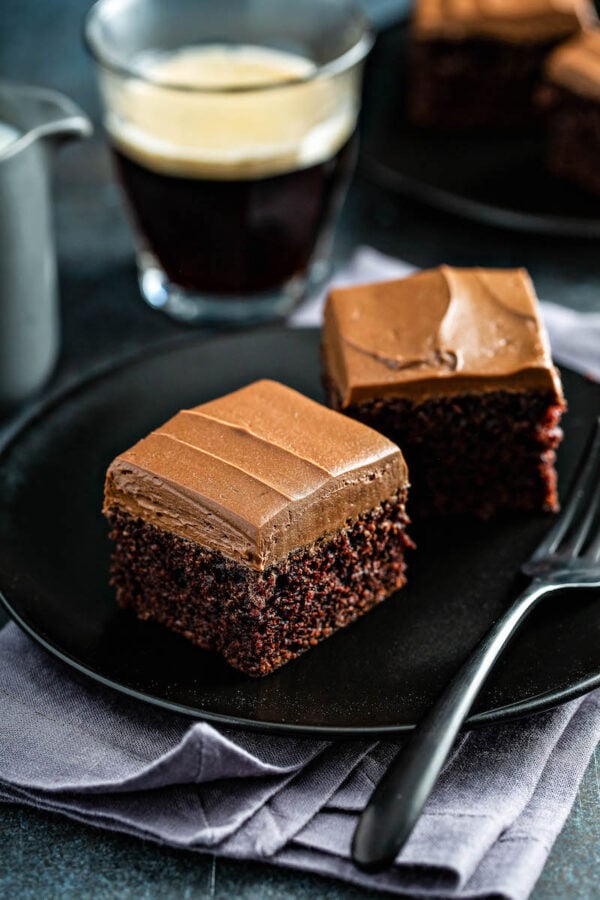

85,0,372,324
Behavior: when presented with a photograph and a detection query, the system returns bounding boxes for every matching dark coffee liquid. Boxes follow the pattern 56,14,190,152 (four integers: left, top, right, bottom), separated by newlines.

112,136,356,295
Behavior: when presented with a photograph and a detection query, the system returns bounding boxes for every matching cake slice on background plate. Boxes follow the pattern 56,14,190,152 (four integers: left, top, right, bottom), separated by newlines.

410,0,596,129
539,28,600,196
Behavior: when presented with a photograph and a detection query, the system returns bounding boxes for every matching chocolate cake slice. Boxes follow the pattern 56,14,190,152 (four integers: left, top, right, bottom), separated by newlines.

322,266,566,519
104,380,412,676
539,29,600,196
410,0,595,129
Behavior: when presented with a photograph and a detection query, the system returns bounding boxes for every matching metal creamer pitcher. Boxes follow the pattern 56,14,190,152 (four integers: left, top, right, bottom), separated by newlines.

0,81,91,412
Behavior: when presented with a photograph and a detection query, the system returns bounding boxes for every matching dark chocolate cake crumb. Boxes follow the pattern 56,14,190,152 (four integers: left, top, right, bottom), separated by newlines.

325,377,563,519
540,83,600,196
410,38,555,130
107,492,413,677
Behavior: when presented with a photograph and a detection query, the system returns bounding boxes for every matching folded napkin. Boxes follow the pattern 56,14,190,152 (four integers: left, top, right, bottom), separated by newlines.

290,246,600,383
1,621,600,900
2,247,600,899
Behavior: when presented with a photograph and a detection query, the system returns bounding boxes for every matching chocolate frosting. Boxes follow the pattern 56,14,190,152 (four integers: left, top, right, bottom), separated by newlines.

545,28,600,99
104,380,407,571
323,266,564,407
413,0,595,43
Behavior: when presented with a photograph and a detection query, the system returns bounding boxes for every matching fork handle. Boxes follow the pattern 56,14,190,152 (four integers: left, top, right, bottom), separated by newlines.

352,578,556,872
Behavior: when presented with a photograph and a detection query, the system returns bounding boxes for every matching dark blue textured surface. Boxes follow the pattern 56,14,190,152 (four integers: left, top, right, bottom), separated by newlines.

1,0,599,896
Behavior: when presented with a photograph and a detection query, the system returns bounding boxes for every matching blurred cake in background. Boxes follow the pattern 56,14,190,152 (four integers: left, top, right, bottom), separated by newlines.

410,0,596,129
539,28,600,195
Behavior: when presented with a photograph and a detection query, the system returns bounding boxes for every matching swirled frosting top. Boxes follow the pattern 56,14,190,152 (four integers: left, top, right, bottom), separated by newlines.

104,380,407,570
545,28,600,99
413,0,595,43
323,266,564,407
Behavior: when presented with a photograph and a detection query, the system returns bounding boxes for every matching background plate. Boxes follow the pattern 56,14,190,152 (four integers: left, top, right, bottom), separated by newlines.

360,25,600,237
1,329,599,736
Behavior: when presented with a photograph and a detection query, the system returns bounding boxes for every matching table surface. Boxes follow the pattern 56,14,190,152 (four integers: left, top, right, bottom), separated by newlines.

1,0,599,897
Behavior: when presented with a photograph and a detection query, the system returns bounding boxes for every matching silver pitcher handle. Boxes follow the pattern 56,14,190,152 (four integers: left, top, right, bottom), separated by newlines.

0,81,92,157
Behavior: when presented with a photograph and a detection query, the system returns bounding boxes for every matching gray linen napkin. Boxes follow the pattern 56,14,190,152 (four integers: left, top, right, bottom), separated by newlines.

1,622,600,900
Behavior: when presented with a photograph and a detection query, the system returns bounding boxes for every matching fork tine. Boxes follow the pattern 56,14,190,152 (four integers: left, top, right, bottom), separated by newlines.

561,472,600,559
588,529,600,564
529,417,600,564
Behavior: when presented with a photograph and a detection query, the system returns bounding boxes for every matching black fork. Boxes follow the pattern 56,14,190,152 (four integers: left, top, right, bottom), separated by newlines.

352,418,600,873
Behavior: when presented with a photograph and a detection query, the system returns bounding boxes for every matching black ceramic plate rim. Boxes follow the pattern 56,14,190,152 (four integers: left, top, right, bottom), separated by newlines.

359,23,600,239
2,328,600,738
359,155,600,239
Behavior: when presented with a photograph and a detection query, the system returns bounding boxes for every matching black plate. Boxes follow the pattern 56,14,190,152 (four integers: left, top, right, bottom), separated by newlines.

360,25,600,237
1,329,599,736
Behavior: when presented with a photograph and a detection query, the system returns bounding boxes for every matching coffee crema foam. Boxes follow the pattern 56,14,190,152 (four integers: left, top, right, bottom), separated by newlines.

102,45,358,180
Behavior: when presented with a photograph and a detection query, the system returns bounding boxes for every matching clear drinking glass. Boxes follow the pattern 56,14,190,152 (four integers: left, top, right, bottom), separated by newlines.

85,0,373,324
